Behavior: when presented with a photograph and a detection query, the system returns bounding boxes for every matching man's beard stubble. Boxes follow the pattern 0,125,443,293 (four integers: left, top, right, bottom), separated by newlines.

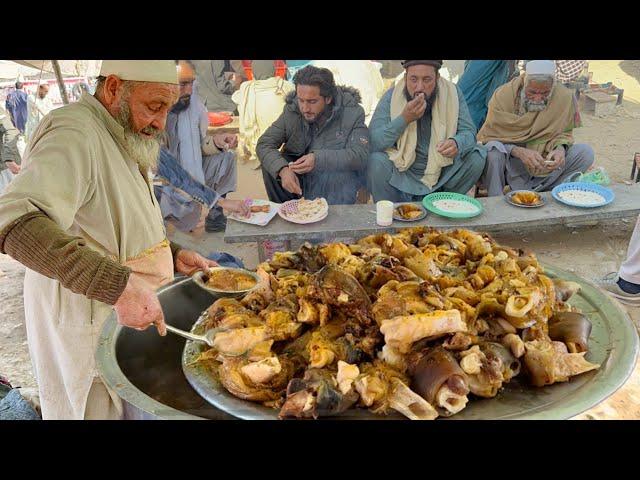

114,97,161,172
171,95,191,113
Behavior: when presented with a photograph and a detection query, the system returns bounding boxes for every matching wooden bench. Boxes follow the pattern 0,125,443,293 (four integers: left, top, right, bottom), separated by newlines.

224,184,640,261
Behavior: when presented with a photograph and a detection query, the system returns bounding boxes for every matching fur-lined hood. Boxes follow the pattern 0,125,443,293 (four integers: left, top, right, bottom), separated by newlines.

285,85,362,112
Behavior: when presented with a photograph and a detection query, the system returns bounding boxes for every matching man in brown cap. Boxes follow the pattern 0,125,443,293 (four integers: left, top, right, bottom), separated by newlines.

367,60,486,202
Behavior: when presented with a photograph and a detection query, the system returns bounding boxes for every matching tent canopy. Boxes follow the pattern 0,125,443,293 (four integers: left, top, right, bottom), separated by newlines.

8,60,102,78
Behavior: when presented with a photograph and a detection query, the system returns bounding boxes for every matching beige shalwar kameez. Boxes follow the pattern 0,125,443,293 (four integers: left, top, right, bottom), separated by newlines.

0,93,174,419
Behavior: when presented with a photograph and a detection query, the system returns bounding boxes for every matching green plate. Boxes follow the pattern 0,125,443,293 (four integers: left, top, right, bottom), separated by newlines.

423,192,483,219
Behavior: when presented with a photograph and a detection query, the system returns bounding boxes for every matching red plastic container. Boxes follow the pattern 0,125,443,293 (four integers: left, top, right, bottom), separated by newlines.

240,60,287,80
207,112,233,126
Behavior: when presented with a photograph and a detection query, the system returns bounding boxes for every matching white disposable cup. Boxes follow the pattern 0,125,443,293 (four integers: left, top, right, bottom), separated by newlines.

376,200,394,226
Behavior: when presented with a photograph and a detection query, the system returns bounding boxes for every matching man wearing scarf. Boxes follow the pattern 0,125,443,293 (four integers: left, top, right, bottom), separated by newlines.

367,60,486,202
478,60,594,196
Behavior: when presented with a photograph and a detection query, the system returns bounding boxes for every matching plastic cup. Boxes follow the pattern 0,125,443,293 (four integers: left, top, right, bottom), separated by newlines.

376,200,394,226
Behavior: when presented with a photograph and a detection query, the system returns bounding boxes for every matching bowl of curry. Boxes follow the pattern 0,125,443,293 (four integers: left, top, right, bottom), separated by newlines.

192,267,260,299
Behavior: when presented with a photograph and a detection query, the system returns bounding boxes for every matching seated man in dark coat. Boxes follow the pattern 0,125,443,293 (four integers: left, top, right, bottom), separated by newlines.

256,65,369,205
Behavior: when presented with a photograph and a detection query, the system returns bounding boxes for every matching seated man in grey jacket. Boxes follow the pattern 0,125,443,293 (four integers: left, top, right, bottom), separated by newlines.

256,65,369,205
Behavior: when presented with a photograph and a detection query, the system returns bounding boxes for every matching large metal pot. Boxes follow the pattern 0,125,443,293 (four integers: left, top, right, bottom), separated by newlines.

96,277,234,420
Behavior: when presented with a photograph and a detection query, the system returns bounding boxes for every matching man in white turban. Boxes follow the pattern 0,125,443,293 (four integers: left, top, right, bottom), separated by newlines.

478,60,594,196
0,60,220,419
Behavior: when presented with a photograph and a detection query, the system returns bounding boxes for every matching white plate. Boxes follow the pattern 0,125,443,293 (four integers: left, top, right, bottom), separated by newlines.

227,200,279,227
278,198,329,224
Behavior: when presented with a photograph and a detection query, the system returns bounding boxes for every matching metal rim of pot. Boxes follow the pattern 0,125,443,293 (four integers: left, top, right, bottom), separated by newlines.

96,277,202,420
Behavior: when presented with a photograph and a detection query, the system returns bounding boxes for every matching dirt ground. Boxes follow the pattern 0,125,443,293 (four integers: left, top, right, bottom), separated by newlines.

1,60,639,416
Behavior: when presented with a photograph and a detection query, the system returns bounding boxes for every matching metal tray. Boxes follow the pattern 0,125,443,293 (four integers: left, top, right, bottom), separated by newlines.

182,264,638,420
393,203,428,222
192,267,260,300
505,190,545,208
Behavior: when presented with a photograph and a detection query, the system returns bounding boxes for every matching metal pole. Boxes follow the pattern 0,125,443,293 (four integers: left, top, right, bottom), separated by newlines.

52,60,69,105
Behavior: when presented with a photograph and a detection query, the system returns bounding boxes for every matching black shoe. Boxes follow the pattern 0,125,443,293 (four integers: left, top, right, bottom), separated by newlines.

205,215,227,233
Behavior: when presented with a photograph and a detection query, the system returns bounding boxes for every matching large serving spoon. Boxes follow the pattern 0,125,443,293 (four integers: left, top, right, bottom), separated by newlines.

165,324,217,347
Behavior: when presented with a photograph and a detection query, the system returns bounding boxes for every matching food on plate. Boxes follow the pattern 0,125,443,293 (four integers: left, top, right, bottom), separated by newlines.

250,204,271,213
511,191,542,205
395,203,424,220
282,197,328,222
557,189,605,205
192,228,599,420
205,269,258,291
432,199,479,214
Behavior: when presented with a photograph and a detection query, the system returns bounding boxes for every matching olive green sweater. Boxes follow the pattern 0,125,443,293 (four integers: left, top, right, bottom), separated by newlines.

0,211,182,305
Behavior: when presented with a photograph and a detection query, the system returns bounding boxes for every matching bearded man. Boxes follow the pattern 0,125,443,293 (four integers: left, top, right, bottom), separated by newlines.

257,65,369,205
166,61,243,232
478,60,594,196
367,60,486,202
0,60,220,419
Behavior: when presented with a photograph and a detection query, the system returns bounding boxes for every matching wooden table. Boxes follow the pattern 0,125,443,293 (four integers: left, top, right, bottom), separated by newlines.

224,183,640,261
217,184,640,419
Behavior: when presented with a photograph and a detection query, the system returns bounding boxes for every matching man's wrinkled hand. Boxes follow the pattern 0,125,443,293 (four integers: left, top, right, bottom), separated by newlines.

6,161,21,175
436,139,459,158
214,133,238,150
513,146,546,176
114,274,167,336
279,166,302,195
545,147,566,172
289,153,316,174
401,93,427,123
218,198,251,217
175,249,219,277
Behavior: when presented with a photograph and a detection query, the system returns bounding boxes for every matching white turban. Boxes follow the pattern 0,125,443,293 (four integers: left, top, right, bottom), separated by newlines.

99,60,178,85
525,60,556,77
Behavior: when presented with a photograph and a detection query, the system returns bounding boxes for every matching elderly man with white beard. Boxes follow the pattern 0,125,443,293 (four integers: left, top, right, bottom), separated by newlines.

0,60,220,420
478,60,594,196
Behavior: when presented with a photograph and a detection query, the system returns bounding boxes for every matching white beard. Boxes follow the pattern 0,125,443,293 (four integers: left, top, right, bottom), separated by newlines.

115,98,160,171
121,129,160,172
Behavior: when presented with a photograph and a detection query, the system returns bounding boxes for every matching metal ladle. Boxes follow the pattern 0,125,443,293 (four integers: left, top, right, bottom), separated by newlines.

165,324,217,347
